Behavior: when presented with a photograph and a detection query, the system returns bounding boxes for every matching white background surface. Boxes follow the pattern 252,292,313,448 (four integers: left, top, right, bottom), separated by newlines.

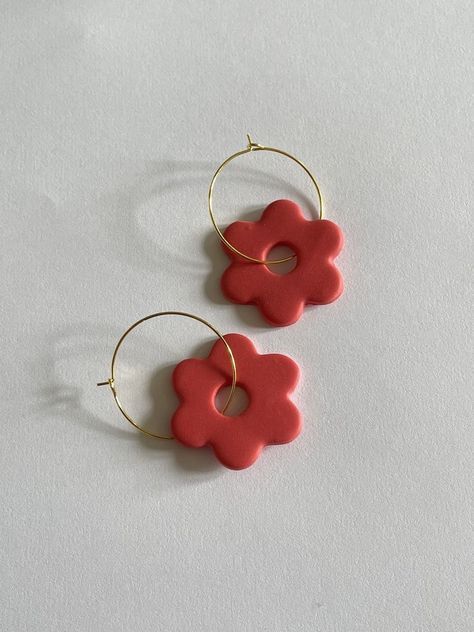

1,2,472,630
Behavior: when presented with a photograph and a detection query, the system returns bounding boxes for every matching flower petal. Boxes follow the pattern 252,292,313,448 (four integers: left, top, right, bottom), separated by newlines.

171,403,215,447
173,358,224,403
221,262,265,303
257,293,306,327
223,220,268,261
210,432,264,470
208,333,258,369
254,353,300,393
308,219,344,258
260,199,307,228
305,261,344,304
262,398,302,444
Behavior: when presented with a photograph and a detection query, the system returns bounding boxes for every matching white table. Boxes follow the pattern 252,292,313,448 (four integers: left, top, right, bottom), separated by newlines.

1,2,472,630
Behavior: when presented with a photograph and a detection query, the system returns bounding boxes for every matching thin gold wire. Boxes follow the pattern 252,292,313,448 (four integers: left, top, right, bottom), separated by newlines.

97,311,237,440
208,134,324,265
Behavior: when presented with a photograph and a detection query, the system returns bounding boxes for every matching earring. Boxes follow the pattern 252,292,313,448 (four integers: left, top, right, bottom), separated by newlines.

208,135,344,326
97,311,301,469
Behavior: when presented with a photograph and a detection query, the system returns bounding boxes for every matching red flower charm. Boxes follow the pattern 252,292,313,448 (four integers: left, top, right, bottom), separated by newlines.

171,334,301,469
221,199,344,326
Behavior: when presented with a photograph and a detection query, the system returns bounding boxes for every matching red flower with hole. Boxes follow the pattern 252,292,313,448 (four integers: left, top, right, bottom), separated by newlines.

171,333,301,469
221,199,344,326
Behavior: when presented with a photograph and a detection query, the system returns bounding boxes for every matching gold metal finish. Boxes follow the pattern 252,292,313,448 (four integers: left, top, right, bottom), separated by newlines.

97,311,237,440
208,135,324,264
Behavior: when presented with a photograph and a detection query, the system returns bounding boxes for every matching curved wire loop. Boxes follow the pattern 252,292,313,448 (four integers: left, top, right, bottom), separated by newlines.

208,135,323,264
97,311,237,440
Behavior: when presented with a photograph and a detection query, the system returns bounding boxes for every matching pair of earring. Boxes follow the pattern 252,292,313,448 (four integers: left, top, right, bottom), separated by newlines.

98,136,344,469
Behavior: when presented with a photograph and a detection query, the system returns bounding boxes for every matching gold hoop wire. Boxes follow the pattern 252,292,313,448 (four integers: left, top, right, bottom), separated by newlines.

97,311,237,440
208,135,324,265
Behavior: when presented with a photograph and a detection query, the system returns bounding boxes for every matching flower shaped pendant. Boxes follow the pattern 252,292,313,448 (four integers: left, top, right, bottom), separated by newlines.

171,334,301,469
221,199,344,326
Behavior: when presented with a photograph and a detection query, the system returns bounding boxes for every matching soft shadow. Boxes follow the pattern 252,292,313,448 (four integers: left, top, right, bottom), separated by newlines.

34,324,134,441
98,159,215,274
36,326,226,475
98,158,315,286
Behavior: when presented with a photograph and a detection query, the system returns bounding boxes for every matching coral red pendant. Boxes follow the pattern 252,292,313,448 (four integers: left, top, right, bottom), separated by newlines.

171,333,301,469
221,199,344,326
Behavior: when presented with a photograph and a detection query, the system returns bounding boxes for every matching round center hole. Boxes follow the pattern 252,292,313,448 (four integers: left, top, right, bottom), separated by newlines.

215,385,250,417
265,245,297,275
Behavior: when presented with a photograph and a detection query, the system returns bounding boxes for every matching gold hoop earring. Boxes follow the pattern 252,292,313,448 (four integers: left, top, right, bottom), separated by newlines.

211,136,345,327
97,311,237,440
208,134,323,265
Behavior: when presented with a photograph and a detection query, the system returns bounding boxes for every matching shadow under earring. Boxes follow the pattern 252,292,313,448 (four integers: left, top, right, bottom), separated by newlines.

208,136,344,326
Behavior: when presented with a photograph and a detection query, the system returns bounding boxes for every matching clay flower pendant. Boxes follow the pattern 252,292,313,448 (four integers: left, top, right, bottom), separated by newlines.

171,334,301,469
221,199,344,326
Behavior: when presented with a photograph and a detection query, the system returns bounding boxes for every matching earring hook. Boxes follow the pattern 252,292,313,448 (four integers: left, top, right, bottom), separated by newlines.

246,133,262,151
